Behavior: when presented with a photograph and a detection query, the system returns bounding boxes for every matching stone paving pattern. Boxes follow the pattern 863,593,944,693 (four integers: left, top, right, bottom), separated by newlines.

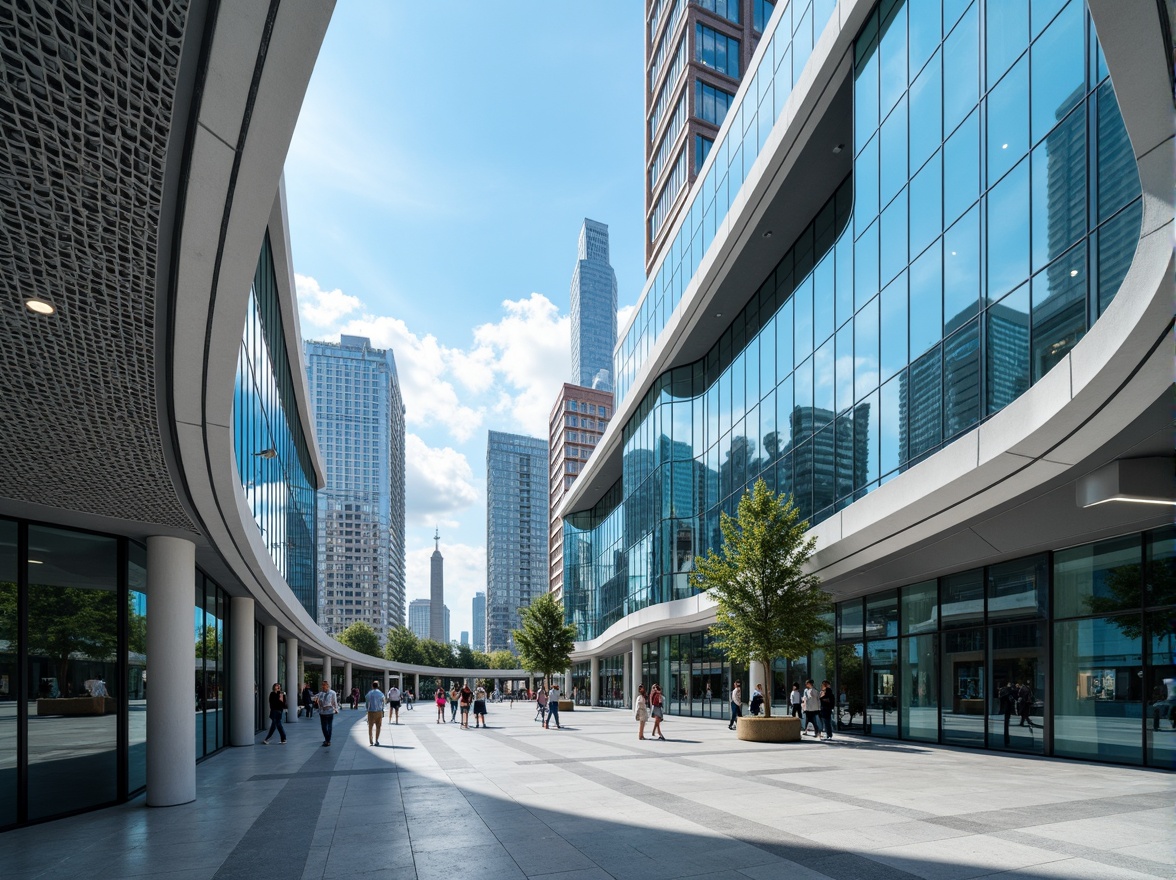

1,705,1171,879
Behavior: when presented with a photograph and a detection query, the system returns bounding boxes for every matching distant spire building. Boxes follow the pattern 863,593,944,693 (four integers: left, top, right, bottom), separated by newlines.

570,219,617,392
429,528,445,642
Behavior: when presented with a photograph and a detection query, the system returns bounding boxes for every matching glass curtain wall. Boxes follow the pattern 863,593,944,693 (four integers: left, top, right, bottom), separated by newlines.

598,653,626,708
0,520,16,827
571,661,591,704
128,542,147,793
233,231,317,619
195,575,227,759
566,0,1141,645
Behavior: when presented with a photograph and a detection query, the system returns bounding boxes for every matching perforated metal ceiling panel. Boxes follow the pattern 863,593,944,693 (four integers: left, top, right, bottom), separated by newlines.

0,0,195,529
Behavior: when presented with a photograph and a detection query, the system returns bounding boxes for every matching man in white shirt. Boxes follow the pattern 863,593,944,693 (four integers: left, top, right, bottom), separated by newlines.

728,682,742,730
387,683,402,724
802,679,820,736
545,684,562,729
365,682,385,746
314,680,340,746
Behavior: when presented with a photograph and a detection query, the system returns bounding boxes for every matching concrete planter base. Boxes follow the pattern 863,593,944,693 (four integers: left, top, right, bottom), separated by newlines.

736,715,801,742
557,700,574,711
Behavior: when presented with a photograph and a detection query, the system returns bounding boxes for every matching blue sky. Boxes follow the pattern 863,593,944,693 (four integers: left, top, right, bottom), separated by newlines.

285,4,646,639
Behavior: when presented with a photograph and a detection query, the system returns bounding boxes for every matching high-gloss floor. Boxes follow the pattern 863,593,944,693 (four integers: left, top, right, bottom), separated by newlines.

1,703,1170,879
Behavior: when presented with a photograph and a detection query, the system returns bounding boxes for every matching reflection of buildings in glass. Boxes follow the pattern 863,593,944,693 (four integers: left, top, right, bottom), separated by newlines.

781,405,869,519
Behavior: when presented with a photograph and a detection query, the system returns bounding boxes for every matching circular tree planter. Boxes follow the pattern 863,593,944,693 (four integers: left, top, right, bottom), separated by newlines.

736,715,801,742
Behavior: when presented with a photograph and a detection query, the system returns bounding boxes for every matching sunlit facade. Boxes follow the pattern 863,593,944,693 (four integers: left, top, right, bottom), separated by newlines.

564,0,1173,769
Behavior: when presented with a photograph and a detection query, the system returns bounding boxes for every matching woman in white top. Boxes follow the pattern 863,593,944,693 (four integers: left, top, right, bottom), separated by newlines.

634,684,649,740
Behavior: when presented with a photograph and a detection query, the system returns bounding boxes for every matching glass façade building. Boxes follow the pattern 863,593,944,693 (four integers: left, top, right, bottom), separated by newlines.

562,0,1173,769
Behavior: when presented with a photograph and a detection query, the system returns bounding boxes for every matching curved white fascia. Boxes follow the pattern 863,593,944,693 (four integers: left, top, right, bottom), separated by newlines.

572,592,718,660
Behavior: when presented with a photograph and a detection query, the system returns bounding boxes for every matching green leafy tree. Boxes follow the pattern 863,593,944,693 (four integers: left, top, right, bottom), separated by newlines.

384,626,422,664
454,643,488,669
690,478,831,718
0,585,118,689
418,639,455,668
512,592,577,687
470,650,492,669
488,650,517,669
337,621,380,657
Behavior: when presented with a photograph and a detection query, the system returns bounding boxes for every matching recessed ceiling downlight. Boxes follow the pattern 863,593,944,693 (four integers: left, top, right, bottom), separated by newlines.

25,298,56,315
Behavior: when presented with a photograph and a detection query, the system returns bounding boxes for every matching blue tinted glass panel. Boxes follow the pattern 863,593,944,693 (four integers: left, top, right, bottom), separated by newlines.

1097,200,1142,315
1030,0,1085,146
986,283,1030,414
1096,81,1142,223
909,150,941,259
835,323,853,413
814,337,834,413
942,2,979,134
856,133,879,223
854,294,879,403
855,219,879,311
814,252,835,346
906,0,940,78
880,374,903,476
909,239,943,358
986,157,1030,300
856,40,879,148
835,236,855,328
943,318,979,437
943,204,980,329
943,109,979,225
986,55,1029,184
879,2,908,118
880,187,908,287
1031,242,1087,381
985,0,1028,88
1031,104,1085,272
905,345,942,461
880,95,908,207
880,271,908,382
908,50,942,172
794,275,814,364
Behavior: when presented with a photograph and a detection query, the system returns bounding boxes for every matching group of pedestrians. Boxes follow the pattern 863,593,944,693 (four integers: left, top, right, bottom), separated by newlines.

534,683,562,729
726,679,837,740
434,682,488,728
633,683,665,740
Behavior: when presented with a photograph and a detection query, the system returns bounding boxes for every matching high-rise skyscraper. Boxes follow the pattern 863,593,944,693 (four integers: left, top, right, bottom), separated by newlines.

548,384,613,602
429,529,445,642
645,0,767,272
408,598,450,643
472,591,486,652
305,335,406,642
460,631,469,647
570,219,618,392
486,431,548,653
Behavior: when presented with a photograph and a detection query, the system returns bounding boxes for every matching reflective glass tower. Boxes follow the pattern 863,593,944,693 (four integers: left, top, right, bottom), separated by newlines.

472,591,486,651
486,431,549,652
570,219,618,392
305,335,407,643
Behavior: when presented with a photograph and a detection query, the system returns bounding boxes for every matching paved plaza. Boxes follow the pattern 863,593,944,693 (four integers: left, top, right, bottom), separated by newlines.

1,704,1171,880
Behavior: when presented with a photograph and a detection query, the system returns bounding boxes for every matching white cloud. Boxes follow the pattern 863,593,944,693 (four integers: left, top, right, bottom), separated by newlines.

296,274,362,334
617,301,637,335
405,434,478,526
296,273,571,443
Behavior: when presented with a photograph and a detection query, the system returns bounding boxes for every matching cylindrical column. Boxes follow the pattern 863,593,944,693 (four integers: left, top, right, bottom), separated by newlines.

229,597,255,746
344,662,352,700
262,625,278,695
145,535,197,806
622,652,631,710
564,669,573,696
589,656,599,706
749,659,767,715
631,638,642,707
413,672,419,698
324,655,333,691
285,637,299,724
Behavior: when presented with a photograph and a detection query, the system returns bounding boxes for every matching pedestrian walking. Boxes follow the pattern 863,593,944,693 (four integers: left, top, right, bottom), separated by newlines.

818,680,835,740
434,687,446,723
300,682,314,718
635,684,650,739
802,679,820,736
535,686,548,724
545,683,562,729
789,682,803,718
459,682,473,728
728,682,742,730
262,682,287,744
406,688,414,709
387,682,402,724
365,681,385,746
1017,682,1036,728
449,684,460,723
349,685,361,711
650,683,665,740
314,679,339,746
473,684,488,728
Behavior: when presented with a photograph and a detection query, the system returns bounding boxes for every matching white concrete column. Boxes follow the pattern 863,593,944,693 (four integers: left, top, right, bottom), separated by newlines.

324,655,333,691
631,638,642,707
413,672,419,698
344,662,352,700
285,637,299,724
145,536,197,807
622,652,631,709
749,659,767,714
589,656,600,706
262,625,278,694
298,654,305,690
564,669,573,696
230,597,255,746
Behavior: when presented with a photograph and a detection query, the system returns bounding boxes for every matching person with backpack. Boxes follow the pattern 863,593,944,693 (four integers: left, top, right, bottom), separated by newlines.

545,683,562,729
802,679,820,736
